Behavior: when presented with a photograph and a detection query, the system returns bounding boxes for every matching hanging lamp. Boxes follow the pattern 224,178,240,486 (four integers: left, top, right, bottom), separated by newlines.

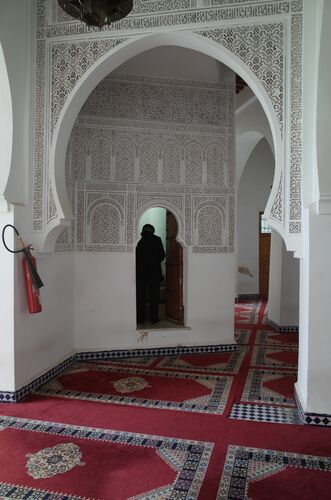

58,0,133,28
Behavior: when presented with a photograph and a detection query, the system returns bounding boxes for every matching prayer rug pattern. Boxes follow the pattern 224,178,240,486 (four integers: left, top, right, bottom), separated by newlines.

0,415,213,500
234,329,251,344
255,330,299,346
251,346,298,369
155,347,247,374
34,361,233,414
2,300,330,499
235,302,262,324
241,369,297,406
217,445,331,500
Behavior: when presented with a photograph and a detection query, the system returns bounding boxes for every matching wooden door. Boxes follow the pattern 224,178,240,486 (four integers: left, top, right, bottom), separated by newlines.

259,212,271,299
165,211,184,324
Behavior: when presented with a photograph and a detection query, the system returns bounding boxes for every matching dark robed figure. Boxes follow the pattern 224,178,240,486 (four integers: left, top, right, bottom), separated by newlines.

136,224,166,324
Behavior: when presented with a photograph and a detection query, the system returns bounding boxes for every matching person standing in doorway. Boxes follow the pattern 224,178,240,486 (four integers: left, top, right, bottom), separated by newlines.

136,224,166,324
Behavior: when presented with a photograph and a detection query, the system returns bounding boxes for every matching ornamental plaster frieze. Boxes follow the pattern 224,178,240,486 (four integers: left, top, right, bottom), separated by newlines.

50,38,127,136
76,115,232,136
270,172,283,223
199,24,284,130
80,77,232,128
72,120,233,154
45,0,295,37
289,12,303,233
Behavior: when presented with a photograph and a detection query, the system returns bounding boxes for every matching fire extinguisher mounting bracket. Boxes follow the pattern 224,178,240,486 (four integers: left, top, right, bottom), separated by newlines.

2,224,44,289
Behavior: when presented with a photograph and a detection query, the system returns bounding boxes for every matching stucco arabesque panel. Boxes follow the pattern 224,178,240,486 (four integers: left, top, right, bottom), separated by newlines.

55,74,235,254
37,0,302,246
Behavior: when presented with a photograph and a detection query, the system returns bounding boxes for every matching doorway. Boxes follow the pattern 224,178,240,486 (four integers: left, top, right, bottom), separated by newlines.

259,212,271,299
137,208,184,328
165,211,184,325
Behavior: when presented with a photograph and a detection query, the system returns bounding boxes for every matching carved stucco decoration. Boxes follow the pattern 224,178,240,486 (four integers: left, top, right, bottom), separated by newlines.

35,0,303,246
270,173,283,223
55,74,235,253
198,23,284,130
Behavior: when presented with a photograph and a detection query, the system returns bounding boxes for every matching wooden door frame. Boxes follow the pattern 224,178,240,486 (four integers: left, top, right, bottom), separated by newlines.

165,210,184,325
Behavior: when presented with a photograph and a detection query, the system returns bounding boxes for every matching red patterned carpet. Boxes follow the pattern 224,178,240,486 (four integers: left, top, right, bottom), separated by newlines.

0,301,330,499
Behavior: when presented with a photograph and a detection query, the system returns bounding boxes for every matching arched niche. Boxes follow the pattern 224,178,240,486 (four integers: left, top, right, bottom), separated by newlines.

43,31,281,252
135,199,185,249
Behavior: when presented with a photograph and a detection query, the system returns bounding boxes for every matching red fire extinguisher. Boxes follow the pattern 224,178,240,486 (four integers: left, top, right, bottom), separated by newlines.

22,251,42,313
2,225,44,314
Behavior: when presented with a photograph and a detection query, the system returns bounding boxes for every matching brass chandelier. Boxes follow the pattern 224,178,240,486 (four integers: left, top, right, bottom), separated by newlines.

58,0,133,28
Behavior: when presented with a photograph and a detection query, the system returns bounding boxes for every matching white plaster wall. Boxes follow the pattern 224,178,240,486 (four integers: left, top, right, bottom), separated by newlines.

316,0,331,213
302,0,323,208
0,210,15,391
280,244,299,326
299,206,331,414
0,208,74,392
296,209,310,411
268,231,299,327
0,0,34,205
73,254,136,350
237,138,274,294
236,97,273,184
0,44,13,207
186,252,235,344
267,230,282,326
12,205,74,391
118,46,230,82
14,250,74,389
73,252,235,352
295,0,331,414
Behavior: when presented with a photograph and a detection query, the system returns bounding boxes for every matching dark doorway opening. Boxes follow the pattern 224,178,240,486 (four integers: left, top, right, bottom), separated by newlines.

165,211,184,325
136,208,184,329
259,212,271,299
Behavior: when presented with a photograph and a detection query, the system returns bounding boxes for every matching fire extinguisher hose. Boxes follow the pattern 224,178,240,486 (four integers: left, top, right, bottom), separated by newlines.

2,224,44,289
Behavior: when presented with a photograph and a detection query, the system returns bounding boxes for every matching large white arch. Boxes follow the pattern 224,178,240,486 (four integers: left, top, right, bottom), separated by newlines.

44,30,282,251
0,43,13,212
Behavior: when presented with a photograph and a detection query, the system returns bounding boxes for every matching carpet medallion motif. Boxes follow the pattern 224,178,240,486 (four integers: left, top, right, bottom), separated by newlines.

112,376,151,393
26,443,85,479
34,362,233,414
217,445,331,499
0,415,213,499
